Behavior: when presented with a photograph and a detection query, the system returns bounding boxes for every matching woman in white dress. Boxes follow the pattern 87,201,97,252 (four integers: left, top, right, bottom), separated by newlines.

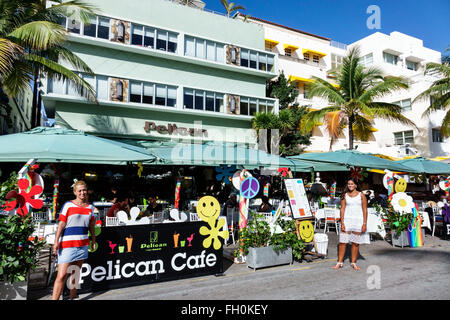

333,179,369,271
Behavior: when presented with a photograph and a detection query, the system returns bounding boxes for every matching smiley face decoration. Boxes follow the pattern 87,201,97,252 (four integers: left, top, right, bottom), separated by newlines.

196,196,229,250
296,220,314,243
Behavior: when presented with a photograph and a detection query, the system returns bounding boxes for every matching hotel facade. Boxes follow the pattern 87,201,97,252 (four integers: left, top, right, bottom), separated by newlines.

42,0,279,152
242,15,447,158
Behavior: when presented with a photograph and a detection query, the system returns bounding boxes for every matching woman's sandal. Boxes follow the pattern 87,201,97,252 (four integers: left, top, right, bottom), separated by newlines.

350,263,360,271
332,262,344,269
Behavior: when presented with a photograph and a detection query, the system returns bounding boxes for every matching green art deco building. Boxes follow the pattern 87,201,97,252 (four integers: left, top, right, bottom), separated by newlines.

43,0,279,154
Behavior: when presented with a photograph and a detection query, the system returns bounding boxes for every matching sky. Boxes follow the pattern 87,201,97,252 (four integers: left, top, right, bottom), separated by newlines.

204,0,450,54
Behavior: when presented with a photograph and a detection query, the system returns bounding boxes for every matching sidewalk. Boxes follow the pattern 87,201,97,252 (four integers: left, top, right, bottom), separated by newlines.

27,229,450,300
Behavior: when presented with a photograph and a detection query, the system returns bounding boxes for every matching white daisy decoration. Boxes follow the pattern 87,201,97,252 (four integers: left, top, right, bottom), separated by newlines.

391,192,415,214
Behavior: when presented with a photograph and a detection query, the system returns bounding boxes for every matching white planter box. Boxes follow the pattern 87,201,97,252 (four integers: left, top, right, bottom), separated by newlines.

246,245,292,270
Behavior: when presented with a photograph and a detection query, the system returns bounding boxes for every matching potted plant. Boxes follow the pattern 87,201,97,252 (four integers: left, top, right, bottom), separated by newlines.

235,212,305,270
383,204,413,248
0,172,45,300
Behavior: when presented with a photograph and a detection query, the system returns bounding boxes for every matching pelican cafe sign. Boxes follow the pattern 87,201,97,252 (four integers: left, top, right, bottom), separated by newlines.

144,121,208,138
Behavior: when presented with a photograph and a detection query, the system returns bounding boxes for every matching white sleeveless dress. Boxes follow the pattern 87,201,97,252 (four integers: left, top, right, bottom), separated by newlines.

339,192,370,244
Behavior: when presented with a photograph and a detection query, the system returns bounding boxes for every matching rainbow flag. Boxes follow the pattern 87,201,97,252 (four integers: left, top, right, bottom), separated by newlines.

407,203,423,247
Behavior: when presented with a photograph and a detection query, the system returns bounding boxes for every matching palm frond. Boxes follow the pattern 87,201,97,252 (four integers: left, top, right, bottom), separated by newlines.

300,106,340,134
0,37,24,77
8,20,67,51
359,76,409,103
366,102,418,129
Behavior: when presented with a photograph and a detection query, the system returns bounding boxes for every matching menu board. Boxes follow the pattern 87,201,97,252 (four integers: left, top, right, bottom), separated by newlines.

284,179,312,219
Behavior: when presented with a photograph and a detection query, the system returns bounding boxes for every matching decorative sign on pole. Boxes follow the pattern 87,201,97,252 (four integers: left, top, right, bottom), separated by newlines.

283,179,312,219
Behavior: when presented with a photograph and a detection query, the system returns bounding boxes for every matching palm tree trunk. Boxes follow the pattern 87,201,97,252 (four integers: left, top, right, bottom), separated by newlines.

348,114,354,150
31,69,39,128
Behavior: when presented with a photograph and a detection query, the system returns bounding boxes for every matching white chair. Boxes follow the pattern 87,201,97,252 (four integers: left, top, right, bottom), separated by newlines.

225,208,238,245
105,216,119,227
432,206,443,237
190,212,200,222
324,208,339,234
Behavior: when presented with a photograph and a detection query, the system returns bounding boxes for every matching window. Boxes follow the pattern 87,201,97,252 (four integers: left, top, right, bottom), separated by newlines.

97,17,110,39
312,54,320,64
394,130,414,145
143,83,154,104
155,84,166,105
83,17,97,37
430,96,442,110
406,60,418,71
383,52,398,65
239,96,274,115
185,36,224,63
206,41,215,61
432,129,443,143
144,27,155,48
155,31,177,52
168,32,177,53
258,54,267,71
195,38,205,59
240,49,249,67
394,99,412,112
167,86,176,107
285,48,292,57
184,89,194,109
303,84,311,99
67,19,80,34
129,81,142,103
267,55,274,72
360,53,373,67
156,31,167,51
249,51,257,69
131,24,144,46
331,54,343,70
303,53,310,61
96,76,109,100
183,88,223,113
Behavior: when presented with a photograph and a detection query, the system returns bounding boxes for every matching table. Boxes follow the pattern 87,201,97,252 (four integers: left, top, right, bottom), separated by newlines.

314,208,387,238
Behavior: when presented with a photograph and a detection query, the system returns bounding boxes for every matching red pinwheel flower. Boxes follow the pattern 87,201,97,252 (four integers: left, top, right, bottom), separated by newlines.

350,166,362,181
278,167,289,177
3,178,43,217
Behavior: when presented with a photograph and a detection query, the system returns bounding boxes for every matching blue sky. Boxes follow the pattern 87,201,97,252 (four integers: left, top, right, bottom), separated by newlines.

204,0,450,54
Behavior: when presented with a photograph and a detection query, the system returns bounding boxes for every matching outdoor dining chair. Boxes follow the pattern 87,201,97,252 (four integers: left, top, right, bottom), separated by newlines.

225,207,238,245
324,207,339,234
189,212,200,221
432,206,443,237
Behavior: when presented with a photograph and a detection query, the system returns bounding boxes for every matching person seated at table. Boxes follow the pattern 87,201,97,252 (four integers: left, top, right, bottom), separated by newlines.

258,196,272,213
127,191,137,209
107,186,118,203
106,193,129,218
143,193,163,216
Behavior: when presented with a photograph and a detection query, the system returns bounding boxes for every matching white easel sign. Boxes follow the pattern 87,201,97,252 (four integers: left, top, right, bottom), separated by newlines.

284,179,312,219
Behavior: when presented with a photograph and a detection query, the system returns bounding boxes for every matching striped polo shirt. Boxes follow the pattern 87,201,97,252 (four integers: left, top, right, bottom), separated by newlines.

59,201,96,249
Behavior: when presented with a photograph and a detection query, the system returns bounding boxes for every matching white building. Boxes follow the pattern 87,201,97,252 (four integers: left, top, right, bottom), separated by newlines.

241,14,448,158
348,31,447,158
0,88,33,135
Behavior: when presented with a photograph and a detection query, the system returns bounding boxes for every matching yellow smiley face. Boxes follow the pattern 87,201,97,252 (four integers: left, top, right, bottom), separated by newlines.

298,220,314,243
196,196,221,221
395,178,407,193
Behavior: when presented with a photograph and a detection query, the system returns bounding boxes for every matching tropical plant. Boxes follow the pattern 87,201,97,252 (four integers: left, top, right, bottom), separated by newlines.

266,71,299,110
219,0,245,18
413,49,450,137
0,214,45,283
0,0,99,128
234,212,305,261
0,171,18,208
300,46,417,150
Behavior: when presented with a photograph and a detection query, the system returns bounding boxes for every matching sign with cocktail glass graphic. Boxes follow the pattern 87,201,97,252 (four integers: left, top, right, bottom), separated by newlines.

78,222,223,293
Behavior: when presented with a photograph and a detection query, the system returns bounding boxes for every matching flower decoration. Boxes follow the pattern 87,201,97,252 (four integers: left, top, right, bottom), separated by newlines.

350,166,368,182
278,167,289,177
3,178,43,216
391,192,414,214
215,165,236,185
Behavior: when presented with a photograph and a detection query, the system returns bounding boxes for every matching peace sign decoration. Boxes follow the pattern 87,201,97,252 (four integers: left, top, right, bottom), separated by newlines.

240,177,260,199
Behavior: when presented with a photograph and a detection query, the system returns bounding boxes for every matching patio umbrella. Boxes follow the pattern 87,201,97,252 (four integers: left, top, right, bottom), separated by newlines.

393,157,450,174
288,158,349,172
115,139,314,172
290,149,419,172
0,127,157,165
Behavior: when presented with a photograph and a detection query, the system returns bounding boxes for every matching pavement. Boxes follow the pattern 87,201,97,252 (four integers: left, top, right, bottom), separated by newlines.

27,229,450,300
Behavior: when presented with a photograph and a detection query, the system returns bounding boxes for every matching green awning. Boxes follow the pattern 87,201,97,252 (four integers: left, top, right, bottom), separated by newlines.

393,157,450,174
116,139,314,172
0,127,157,165
290,149,419,173
289,158,349,172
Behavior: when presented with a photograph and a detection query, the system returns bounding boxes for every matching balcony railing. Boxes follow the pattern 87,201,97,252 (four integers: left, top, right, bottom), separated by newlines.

279,54,327,69
330,40,347,50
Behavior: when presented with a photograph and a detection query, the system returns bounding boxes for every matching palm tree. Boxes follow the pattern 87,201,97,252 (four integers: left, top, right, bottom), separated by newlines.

219,0,245,18
413,53,450,137
0,0,98,128
300,46,416,150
